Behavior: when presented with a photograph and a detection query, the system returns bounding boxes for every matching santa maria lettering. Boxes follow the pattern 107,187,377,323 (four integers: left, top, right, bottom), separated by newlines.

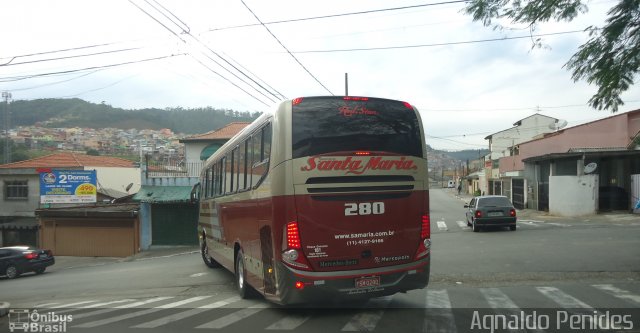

300,156,417,175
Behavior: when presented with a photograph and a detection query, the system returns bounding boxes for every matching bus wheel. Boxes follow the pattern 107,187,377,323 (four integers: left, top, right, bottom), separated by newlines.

201,239,220,268
235,249,251,298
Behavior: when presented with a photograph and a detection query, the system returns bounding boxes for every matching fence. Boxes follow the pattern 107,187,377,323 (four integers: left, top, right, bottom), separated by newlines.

145,158,203,178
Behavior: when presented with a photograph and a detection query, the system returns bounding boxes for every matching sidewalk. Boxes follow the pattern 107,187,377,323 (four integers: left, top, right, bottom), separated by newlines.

51,245,199,271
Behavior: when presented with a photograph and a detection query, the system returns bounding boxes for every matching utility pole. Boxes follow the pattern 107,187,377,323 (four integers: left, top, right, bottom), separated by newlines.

2,91,11,164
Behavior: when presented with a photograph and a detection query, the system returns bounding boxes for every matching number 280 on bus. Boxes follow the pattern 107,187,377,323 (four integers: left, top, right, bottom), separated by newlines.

195,96,431,305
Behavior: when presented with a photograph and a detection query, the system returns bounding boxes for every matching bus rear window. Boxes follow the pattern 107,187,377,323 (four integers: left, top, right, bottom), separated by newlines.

292,97,422,158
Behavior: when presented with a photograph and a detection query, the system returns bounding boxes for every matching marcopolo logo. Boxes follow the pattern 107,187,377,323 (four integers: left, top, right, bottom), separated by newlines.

8,309,72,333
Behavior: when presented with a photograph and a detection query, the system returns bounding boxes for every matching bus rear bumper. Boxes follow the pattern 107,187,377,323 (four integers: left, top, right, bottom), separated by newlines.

273,258,430,305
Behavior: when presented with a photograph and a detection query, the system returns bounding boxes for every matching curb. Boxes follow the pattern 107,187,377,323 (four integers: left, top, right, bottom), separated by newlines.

0,301,10,317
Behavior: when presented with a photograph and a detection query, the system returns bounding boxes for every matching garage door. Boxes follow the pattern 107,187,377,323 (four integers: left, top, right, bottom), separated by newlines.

42,219,137,257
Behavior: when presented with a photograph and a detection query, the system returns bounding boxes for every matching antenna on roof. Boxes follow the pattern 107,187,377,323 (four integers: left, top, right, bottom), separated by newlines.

549,119,568,131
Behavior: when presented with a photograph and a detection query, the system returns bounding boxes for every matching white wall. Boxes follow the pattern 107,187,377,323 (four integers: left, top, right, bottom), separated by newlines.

549,175,598,217
185,142,208,164
87,167,142,194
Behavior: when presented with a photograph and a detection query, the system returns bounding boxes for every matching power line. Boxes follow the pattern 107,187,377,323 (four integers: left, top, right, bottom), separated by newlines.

0,47,144,67
0,42,125,66
130,0,283,104
0,54,184,83
291,30,587,53
7,70,101,92
240,0,333,95
209,0,468,32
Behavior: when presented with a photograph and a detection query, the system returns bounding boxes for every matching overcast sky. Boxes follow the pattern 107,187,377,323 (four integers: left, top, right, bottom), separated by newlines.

1,0,638,150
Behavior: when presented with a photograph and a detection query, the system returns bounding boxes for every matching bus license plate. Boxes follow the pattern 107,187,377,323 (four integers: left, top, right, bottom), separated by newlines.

355,276,380,288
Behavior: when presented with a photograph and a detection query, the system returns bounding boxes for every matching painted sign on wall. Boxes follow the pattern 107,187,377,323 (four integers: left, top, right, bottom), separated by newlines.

40,170,97,204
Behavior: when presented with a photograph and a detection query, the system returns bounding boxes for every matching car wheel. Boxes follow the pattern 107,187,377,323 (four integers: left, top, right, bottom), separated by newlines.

510,225,516,231
201,238,220,268
472,220,479,232
34,267,46,275
5,265,20,279
235,249,254,299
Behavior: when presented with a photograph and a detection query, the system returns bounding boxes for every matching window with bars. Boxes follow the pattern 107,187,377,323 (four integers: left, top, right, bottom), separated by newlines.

4,180,29,200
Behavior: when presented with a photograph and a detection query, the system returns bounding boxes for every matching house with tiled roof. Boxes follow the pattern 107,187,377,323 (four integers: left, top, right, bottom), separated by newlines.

179,122,250,164
0,152,141,247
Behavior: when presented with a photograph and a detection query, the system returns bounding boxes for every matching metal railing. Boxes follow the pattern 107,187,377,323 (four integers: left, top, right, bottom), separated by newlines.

145,157,203,178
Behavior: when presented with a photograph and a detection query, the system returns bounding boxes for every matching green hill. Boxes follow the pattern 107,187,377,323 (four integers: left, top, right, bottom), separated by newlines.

1,98,260,134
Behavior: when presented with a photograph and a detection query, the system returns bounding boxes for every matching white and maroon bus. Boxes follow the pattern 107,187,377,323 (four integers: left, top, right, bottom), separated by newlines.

197,96,431,305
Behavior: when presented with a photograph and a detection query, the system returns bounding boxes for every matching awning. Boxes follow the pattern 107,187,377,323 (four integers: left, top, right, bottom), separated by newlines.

133,185,193,204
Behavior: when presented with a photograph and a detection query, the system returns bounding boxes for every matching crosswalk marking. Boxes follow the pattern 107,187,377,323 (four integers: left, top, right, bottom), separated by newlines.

592,284,640,305
195,303,271,329
480,288,519,309
342,296,392,331
36,302,61,308
536,287,591,308
74,296,209,328
55,299,135,314
71,296,174,320
133,296,240,329
424,290,456,333
20,284,640,331
266,312,311,330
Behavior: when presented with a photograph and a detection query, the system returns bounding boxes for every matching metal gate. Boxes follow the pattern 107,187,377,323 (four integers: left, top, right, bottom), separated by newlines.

538,182,549,212
512,179,525,209
151,204,199,245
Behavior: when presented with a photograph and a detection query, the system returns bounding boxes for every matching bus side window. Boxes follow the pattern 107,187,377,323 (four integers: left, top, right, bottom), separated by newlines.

239,140,248,191
251,123,272,189
231,147,238,193
214,164,217,197
220,157,227,195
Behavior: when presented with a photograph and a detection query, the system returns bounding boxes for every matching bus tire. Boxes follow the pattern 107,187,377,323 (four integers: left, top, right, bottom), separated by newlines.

235,249,255,299
201,238,220,268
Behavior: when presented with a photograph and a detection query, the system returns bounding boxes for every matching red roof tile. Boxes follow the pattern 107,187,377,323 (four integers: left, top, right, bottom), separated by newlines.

0,152,135,169
180,122,251,141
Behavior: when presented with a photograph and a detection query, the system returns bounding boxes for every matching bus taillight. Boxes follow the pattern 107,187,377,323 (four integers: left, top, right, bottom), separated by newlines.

283,221,311,270
286,222,302,249
415,214,431,260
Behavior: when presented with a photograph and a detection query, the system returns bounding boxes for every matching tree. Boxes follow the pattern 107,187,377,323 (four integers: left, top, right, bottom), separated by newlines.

463,0,640,112
86,149,100,156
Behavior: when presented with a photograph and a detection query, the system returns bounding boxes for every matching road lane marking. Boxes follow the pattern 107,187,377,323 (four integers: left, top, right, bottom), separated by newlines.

592,284,640,305
424,289,456,333
195,303,271,329
456,221,467,229
190,272,208,278
133,296,241,328
342,296,392,331
437,221,448,231
74,296,209,328
36,302,61,308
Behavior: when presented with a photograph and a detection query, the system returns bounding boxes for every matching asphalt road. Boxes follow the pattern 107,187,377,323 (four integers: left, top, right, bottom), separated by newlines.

1,188,639,332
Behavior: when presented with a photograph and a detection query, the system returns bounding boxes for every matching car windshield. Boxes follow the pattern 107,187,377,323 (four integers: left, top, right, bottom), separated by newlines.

478,197,512,207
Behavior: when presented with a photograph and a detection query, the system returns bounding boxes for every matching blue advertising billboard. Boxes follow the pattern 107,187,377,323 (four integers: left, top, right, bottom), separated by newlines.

40,170,97,204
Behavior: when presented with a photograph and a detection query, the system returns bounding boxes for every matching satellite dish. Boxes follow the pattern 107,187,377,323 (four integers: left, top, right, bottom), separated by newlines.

125,183,134,192
584,162,598,174
549,119,568,131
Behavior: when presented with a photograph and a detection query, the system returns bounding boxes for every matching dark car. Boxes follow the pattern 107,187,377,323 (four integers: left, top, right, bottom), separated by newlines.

465,195,517,232
0,246,55,279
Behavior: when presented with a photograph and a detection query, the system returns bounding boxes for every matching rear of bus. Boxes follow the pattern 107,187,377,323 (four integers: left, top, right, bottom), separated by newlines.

277,96,430,304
